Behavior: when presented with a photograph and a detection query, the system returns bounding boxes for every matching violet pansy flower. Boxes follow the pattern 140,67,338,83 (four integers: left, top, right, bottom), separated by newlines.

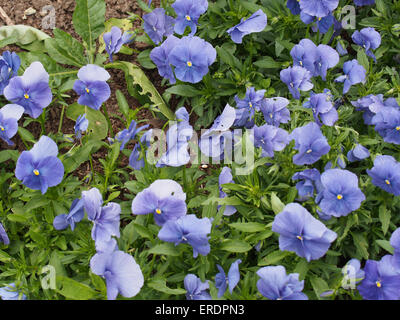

254,124,289,158
143,8,175,44
103,26,133,62
15,136,64,194
0,222,10,245
4,61,52,119
271,203,337,262
227,9,267,44
334,59,366,94
172,0,208,35
366,155,400,196
215,259,242,298
0,51,20,95
260,97,290,127
347,144,370,162
299,0,339,18
115,120,149,151
352,27,381,62
158,214,212,258
218,167,237,216
233,87,265,127
184,274,211,300
73,64,111,110
53,199,85,231
131,179,187,226
74,114,89,139
0,104,24,146
280,66,313,100
90,249,144,300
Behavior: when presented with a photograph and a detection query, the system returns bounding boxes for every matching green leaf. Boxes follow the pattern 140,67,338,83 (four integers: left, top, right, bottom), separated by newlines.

45,29,86,67
379,205,391,235
310,277,330,300
56,276,98,300
66,103,108,141
254,56,282,69
62,140,103,174
0,25,50,47
108,61,174,120
18,127,35,143
228,222,266,233
73,0,106,53
219,239,252,253
270,192,285,214
116,90,130,118
147,278,186,295
149,243,181,256
351,232,369,260
132,223,154,240
166,85,202,97
258,250,290,266
99,18,133,53
216,45,242,70
357,49,369,73
0,150,19,163
137,49,156,69
376,240,394,254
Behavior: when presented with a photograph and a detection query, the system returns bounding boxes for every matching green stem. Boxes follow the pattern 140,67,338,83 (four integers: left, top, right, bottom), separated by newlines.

18,131,29,149
58,104,65,134
102,104,114,137
88,154,95,184
40,111,46,135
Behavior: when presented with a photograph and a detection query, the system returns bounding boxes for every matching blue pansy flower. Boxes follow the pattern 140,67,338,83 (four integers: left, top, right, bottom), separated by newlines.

280,66,313,100
366,155,400,196
73,64,111,110
215,259,241,298
289,122,330,165
143,8,175,44
257,266,308,300
233,87,265,127
15,136,64,194
218,167,237,216
129,129,153,170
334,59,366,94
390,228,400,269
0,104,24,146
227,9,267,44
0,283,26,300
291,39,318,73
82,188,121,247
299,0,339,18
260,97,291,127
342,258,365,288
199,104,236,159
347,144,370,162
103,26,133,62
74,114,89,139
353,0,375,6
287,0,301,15
254,124,289,158
115,120,149,151
131,179,187,226
272,203,337,261
318,169,365,218
357,255,400,300
90,249,144,300
158,214,212,258
157,107,193,167
172,0,208,35
4,61,52,119
303,90,338,126
150,35,181,84
184,274,211,300
0,222,10,245
0,51,20,95
53,199,85,231
292,168,323,202
352,27,381,62
168,36,216,83
371,107,400,145
336,41,348,56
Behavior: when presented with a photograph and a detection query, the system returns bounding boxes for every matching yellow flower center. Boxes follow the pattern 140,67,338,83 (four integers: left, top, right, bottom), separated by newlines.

0,126,4,132
318,17,322,21
297,235,303,241
155,208,162,215
249,102,253,108
185,15,191,21
33,169,40,176
85,88,90,93
187,61,192,67
396,126,400,131
376,281,382,288
306,149,312,154
299,60,303,66
385,179,391,185
24,93,29,99
337,194,343,200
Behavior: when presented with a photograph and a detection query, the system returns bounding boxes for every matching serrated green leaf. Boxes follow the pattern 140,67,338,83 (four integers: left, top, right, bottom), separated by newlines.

258,250,290,266
219,239,252,253
149,243,180,256
379,205,391,235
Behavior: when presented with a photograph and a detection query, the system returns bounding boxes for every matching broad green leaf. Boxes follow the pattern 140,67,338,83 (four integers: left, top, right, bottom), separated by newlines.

108,61,174,120
270,192,285,214
357,49,369,73
149,243,181,256
0,25,50,47
376,240,394,254
228,222,266,233
254,56,282,69
379,205,391,235
66,103,108,141
73,0,106,54
0,150,19,163
310,277,330,300
45,29,86,67
219,239,252,253
62,140,104,174
116,89,130,118
56,276,98,300
258,250,290,266
166,85,202,97
137,49,156,69
147,278,186,295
